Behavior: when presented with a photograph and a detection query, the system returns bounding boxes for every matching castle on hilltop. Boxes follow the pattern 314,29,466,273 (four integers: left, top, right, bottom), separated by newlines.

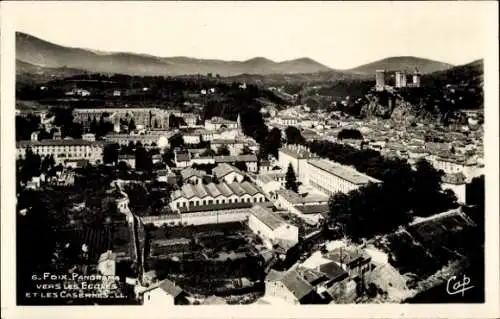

375,68,421,91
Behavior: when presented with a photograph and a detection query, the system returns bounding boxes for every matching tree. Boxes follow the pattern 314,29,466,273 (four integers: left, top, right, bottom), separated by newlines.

338,128,363,140
411,159,445,217
128,118,136,132
40,155,56,174
285,164,299,193
90,117,98,135
135,146,153,172
466,175,485,208
216,145,230,156
103,143,119,165
19,148,42,183
261,128,282,158
285,126,305,145
169,134,184,150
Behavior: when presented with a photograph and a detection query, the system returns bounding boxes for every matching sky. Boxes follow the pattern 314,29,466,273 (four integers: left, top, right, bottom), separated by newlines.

5,1,495,69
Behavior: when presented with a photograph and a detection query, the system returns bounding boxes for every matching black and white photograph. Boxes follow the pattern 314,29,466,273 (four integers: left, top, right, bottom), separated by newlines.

1,1,499,317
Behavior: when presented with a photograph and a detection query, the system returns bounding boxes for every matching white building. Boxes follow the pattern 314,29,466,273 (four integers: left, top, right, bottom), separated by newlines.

170,181,266,212
141,279,187,306
428,155,483,182
255,174,283,198
276,116,299,126
97,250,117,277
205,116,239,131
278,145,315,184
248,205,299,251
307,159,381,196
182,133,202,145
16,139,104,165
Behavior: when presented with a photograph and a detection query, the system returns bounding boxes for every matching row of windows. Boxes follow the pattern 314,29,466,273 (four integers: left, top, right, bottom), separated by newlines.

176,196,264,208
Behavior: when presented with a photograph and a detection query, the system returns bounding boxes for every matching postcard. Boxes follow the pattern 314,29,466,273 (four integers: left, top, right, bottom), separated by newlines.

1,1,498,318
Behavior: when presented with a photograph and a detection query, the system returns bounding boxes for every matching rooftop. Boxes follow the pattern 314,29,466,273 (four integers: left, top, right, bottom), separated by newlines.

279,145,313,159
178,202,253,213
280,270,314,301
308,159,381,185
442,172,467,185
17,139,104,147
159,279,184,297
250,205,287,231
172,181,263,200
98,250,117,263
213,163,245,179
326,248,371,267
293,204,330,215
180,167,204,180
214,155,258,163
318,262,349,281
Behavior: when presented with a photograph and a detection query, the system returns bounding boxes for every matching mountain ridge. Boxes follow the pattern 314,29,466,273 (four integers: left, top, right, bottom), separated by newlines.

348,56,454,75
16,32,333,76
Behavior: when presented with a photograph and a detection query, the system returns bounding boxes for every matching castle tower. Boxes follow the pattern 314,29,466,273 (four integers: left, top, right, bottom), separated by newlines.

375,70,385,91
395,71,407,88
412,68,421,87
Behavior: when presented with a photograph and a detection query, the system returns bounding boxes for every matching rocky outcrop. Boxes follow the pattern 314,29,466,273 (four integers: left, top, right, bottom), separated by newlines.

360,92,437,124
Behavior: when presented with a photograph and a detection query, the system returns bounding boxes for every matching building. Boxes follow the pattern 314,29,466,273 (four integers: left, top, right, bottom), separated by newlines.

180,113,199,127
182,132,202,145
264,269,319,304
278,116,299,126
213,163,246,183
395,71,407,88
278,145,315,183
307,159,381,196
375,69,386,91
274,189,329,225
73,107,170,130
427,155,483,181
211,139,244,156
141,279,189,306
248,205,299,250
170,181,266,212
174,150,191,168
82,133,96,142
255,174,283,198
180,167,205,184
16,139,105,165
97,250,117,277
105,131,176,148
411,69,421,88
214,155,258,173
325,247,372,280
205,116,239,131
442,173,467,204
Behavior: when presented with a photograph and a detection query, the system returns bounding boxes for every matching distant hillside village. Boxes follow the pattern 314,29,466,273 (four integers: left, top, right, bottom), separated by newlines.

15,59,484,306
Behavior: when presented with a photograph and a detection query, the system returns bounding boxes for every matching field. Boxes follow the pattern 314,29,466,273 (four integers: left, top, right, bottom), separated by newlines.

60,222,132,263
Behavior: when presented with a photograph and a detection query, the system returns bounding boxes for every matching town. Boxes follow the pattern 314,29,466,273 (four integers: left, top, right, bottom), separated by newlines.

15,59,485,306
